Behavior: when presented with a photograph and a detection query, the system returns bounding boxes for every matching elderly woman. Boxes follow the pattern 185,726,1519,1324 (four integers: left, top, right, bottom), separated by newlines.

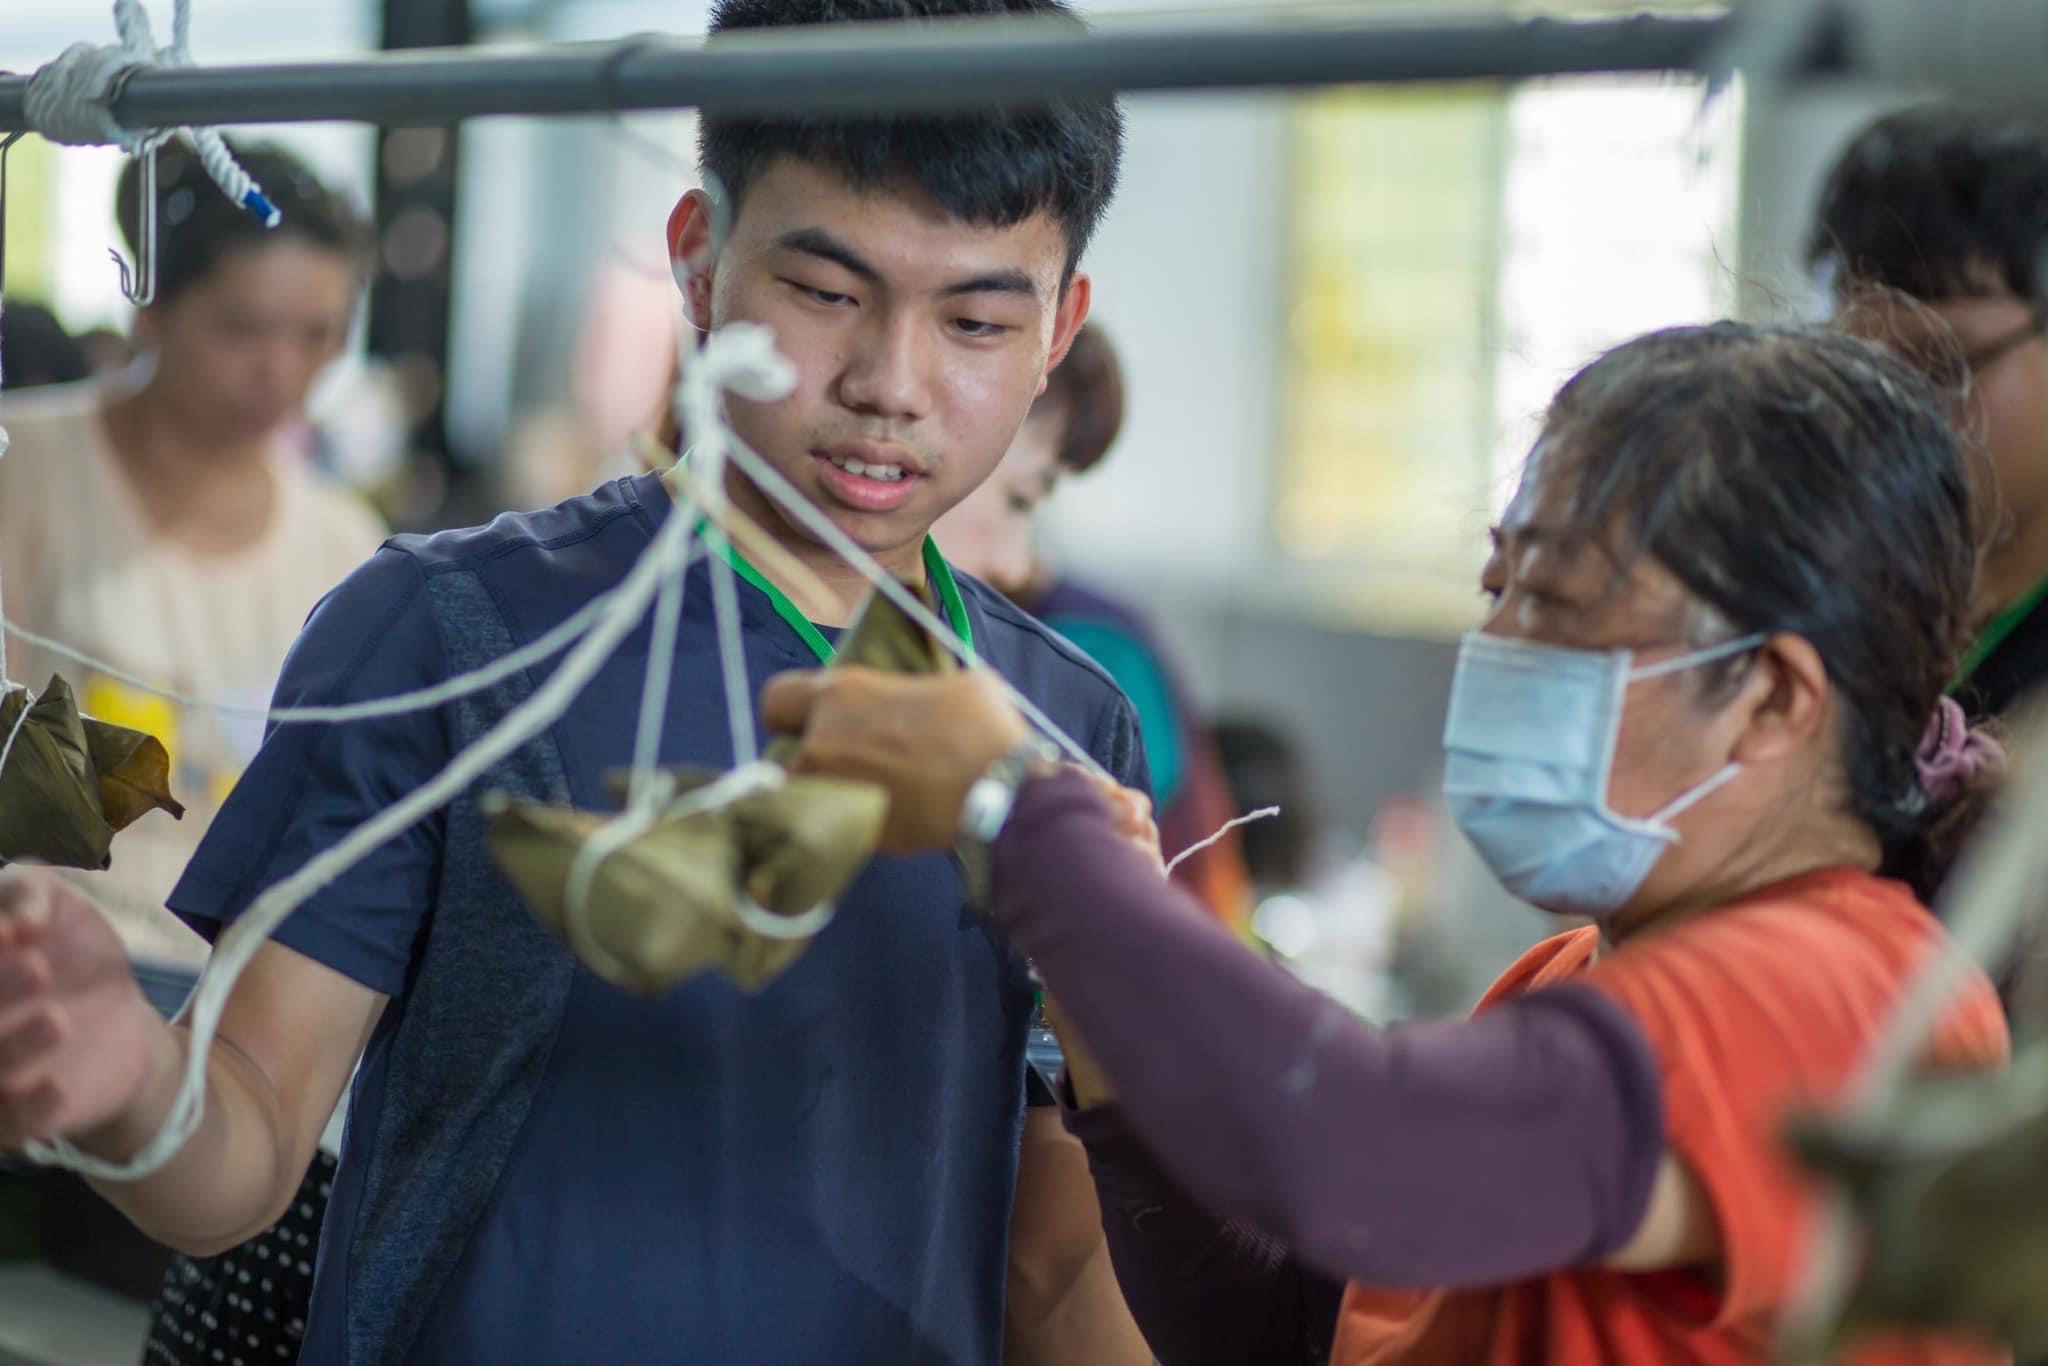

764,322,2010,1364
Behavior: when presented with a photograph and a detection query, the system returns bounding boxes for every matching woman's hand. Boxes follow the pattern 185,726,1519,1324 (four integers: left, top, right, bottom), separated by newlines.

761,665,1030,854
1078,770,1164,874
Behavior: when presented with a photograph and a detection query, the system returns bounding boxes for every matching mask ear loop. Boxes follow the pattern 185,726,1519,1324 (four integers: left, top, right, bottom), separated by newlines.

1628,631,1768,682
1646,760,1744,827
1627,633,1768,830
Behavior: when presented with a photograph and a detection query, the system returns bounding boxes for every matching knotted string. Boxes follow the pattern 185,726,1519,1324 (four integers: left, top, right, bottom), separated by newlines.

25,0,278,233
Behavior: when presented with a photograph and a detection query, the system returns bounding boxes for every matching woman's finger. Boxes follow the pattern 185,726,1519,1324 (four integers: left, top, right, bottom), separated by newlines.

760,670,827,735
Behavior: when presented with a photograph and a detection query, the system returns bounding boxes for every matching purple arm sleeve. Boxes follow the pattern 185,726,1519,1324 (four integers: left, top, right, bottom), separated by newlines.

1067,1095,1344,1365
991,769,1665,1289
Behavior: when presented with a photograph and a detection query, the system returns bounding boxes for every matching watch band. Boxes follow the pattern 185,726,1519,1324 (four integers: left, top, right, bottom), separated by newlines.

955,736,1059,912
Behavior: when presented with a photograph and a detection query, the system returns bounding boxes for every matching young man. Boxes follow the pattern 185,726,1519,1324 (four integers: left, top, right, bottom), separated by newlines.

0,2,1151,1362
933,323,1253,927
1810,106,2048,721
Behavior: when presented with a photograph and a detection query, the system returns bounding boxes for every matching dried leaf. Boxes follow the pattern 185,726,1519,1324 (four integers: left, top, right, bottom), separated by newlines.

85,713,186,831
486,797,746,996
0,676,183,871
490,578,941,994
1790,1043,2048,1357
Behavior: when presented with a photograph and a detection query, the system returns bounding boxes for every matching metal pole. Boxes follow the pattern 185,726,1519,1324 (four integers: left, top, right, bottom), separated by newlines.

0,10,1738,132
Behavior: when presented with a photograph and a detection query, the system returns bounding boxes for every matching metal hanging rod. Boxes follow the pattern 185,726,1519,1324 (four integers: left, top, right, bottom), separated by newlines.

0,10,1753,132
4,0,2042,136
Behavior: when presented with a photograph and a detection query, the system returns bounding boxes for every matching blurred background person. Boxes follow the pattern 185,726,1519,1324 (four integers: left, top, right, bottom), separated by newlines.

1213,714,1449,1021
1811,106,2048,724
935,322,1254,927
0,136,387,1366
0,139,386,974
0,301,92,390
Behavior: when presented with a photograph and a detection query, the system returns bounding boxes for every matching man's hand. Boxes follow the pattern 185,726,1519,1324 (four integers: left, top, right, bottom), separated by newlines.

0,869,168,1155
761,666,1030,854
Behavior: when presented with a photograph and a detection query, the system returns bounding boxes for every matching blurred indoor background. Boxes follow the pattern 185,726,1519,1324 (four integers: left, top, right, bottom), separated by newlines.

0,4,1963,1354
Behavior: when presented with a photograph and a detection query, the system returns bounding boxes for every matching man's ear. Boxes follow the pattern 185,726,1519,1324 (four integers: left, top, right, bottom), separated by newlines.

1035,273,1092,397
667,189,721,331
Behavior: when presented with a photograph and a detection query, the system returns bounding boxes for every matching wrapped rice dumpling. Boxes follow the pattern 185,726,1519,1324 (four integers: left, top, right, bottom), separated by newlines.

0,675,184,870
1788,1042,2048,1359
488,583,946,995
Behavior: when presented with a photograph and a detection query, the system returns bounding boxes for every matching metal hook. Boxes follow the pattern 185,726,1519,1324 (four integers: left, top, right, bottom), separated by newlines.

111,137,160,308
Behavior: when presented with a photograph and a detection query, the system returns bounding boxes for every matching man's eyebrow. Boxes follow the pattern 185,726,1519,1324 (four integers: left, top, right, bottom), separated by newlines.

772,227,879,283
938,269,1040,301
772,227,1042,301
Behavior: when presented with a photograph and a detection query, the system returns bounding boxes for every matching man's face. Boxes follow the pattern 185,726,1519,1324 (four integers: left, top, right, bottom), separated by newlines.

670,158,1089,562
932,407,1065,596
1838,287,2048,538
140,242,356,441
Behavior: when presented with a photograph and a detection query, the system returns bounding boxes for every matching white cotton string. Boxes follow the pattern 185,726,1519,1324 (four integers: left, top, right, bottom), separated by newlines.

26,486,702,1181
25,0,278,227
0,545,707,727
730,890,839,941
0,684,35,786
624,517,695,813
560,802,658,986
673,324,796,772
561,759,794,976
1165,806,1280,878
720,432,1108,779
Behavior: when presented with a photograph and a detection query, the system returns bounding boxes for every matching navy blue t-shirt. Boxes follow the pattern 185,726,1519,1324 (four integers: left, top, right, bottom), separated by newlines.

169,473,1146,1366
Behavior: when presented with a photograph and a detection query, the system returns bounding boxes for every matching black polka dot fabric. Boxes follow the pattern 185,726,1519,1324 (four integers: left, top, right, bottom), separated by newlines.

142,1152,335,1366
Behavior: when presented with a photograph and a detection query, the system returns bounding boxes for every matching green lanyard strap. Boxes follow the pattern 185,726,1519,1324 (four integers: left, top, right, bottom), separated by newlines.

708,530,974,666
1956,569,2048,689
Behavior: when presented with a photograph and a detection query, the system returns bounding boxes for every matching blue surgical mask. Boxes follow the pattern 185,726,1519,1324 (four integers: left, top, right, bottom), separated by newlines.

1442,631,1765,921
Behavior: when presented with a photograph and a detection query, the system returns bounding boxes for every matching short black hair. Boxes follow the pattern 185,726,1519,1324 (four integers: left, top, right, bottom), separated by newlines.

0,301,91,389
1809,105,2048,303
116,139,370,307
699,0,1122,278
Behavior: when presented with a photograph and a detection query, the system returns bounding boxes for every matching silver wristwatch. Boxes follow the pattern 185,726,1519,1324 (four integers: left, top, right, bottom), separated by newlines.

955,736,1059,912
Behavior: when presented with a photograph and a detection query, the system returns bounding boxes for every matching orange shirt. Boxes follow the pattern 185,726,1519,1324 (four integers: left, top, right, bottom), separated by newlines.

1334,868,2008,1365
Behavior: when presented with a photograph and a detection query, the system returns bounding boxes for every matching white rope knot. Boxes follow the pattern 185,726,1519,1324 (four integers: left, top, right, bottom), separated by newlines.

24,0,279,227
680,322,800,448
23,41,151,153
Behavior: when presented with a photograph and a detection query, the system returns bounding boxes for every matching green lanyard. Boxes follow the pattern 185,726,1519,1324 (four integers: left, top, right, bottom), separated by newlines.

707,530,974,665
1955,569,2048,688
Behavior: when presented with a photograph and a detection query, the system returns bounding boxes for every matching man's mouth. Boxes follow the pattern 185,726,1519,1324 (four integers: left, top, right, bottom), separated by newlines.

810,442,927,514
822,452,908,483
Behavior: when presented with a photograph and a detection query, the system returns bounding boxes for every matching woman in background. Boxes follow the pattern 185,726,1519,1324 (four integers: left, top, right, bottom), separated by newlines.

0,138,384,1366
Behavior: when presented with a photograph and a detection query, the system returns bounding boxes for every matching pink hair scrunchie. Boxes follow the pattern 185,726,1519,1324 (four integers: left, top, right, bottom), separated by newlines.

1916,696,2006,805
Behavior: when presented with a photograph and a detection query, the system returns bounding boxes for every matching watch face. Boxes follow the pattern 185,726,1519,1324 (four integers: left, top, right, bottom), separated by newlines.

959,773,1016,846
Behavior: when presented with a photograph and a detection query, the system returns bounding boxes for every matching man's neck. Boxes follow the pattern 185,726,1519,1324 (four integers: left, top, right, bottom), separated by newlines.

1978,515,2048,627
702,463,927,629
